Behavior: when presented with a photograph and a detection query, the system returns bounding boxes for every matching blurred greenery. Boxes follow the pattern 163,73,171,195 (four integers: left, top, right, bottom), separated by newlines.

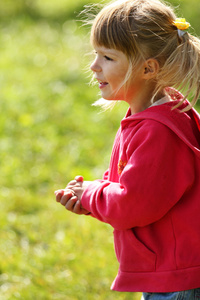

0,0,199,299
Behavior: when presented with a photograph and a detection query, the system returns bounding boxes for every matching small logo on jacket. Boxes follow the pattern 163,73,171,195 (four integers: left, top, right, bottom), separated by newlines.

118,159,127,175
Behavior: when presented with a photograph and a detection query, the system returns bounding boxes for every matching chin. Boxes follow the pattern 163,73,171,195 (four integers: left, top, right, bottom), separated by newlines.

102,95,121,101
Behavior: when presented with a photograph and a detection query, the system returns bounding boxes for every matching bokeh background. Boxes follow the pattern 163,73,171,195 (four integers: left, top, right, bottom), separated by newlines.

0,0,199,299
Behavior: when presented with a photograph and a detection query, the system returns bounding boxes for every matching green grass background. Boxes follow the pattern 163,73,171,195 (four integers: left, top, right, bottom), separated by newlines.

0,0,200,299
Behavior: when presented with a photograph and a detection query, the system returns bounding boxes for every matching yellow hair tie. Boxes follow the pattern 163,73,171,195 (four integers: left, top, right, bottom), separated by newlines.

173,18,190,30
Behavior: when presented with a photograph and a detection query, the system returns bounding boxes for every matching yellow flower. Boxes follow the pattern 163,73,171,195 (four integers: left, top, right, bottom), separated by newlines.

173,18,190,30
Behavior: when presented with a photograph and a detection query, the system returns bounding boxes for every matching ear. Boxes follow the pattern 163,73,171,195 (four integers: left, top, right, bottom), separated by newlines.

142,58,160,79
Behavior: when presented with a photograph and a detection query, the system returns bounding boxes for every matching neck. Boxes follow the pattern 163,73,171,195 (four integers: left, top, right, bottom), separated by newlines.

128,84,165,115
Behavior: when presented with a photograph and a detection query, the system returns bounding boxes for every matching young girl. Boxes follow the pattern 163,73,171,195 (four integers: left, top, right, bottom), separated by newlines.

55,0,200,299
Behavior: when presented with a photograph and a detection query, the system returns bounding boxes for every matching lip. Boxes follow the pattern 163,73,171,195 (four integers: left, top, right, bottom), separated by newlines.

99,82,108,89
96,78,108,89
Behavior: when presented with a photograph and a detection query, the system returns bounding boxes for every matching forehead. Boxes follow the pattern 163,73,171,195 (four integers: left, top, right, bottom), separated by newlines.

94,46,121,55
94,46,129,63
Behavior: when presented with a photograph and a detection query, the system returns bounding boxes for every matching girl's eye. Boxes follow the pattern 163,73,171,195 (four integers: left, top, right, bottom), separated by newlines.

93,51,113,61
104,56,113,61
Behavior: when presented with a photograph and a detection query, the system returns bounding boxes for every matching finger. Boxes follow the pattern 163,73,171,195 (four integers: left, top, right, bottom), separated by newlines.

67,182,83,189
65,196,78,211
54,189,64,195
70,186,83,194
60,191,75,206
73,201,90,215
75,175,84,182
73,200,82,214
65,180,77,188
55,190,64,202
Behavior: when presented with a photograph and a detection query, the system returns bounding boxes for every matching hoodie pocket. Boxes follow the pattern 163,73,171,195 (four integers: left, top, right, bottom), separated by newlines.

113,229,156,272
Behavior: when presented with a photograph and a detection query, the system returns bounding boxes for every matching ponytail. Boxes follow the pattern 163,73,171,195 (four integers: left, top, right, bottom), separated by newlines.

156,32,200,110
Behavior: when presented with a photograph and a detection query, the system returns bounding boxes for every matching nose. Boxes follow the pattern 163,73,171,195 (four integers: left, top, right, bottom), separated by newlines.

90,58,102,73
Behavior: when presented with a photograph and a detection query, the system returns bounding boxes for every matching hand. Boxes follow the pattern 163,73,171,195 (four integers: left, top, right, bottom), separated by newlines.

55,175,91,215
65,175,85,201
55,188,90,215
66,175,92,201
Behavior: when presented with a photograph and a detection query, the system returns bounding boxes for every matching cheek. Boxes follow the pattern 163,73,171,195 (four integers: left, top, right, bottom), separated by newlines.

111,70,128,87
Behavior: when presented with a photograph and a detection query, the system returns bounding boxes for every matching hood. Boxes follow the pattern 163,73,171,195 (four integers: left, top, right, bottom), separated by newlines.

121,90,200,156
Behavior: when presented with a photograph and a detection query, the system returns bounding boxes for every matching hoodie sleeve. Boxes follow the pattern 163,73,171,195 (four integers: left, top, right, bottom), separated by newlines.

81,120,195,230
103,169,109,180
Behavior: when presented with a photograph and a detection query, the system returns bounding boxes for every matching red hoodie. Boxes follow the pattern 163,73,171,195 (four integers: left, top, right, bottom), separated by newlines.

81,90,200,293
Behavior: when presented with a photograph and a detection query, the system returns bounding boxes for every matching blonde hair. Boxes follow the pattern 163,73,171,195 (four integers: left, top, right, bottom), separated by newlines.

89,0,200,109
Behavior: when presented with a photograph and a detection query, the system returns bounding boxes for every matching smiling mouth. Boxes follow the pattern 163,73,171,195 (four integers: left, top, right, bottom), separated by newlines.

98,81,108,89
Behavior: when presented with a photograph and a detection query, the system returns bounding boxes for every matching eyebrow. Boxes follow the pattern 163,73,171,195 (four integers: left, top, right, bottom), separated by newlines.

95,47,119,57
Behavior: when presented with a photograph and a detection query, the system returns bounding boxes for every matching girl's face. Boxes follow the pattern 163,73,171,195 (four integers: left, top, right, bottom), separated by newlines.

90,46,145,106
